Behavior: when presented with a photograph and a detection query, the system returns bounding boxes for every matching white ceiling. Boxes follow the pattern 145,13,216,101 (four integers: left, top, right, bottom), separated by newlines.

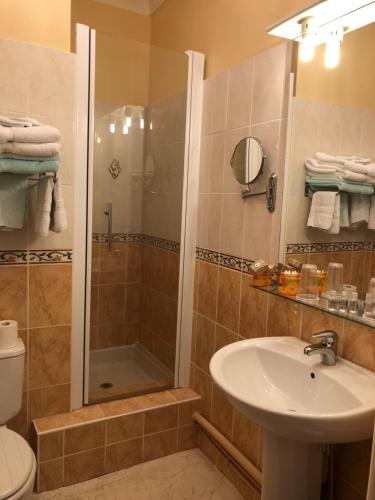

93,0,165,15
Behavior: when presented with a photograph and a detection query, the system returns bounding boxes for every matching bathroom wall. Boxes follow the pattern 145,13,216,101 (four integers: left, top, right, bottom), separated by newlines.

150,0,314,78
0,0,71,51
192,41,374,500
0,38,75,438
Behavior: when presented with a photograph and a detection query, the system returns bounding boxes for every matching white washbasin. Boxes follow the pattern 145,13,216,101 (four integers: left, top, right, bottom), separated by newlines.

210,336,375,444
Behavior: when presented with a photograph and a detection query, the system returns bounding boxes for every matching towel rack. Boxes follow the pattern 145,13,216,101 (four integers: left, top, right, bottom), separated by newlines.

304,182,340,198
28,172,57,188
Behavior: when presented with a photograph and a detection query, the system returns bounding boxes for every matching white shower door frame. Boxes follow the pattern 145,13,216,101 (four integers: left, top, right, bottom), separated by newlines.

71,23,204,409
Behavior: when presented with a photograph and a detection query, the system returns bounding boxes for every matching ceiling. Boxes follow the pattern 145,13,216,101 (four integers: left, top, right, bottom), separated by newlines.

93,0,165,15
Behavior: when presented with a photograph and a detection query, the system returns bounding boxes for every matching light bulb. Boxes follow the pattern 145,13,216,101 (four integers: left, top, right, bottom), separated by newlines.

325,27,343,68
123,124,129,135
299,37,315,62
109,122,115,134
299,16,317,63
140,118,145,129
125,116,132,127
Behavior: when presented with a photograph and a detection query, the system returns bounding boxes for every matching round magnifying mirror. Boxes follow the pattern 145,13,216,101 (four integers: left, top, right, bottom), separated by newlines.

230,137,266,185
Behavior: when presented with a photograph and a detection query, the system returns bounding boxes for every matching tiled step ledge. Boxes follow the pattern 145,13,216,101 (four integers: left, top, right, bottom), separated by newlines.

33,389,201,493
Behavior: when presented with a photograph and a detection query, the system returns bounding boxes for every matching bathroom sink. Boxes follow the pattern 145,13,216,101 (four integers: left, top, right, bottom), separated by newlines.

210,336,375,443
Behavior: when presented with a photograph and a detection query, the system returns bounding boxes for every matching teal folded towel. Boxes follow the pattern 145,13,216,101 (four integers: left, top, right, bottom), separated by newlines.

0,158,59,175
0,153,60,162
0,173,28,230
340,192,350,228
305,174,374,195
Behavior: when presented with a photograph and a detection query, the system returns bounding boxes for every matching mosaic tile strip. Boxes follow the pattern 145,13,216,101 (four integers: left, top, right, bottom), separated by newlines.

286,241,374,254
0,250,73,265
0,251,28,265
92,233,180,253
196,247,254,274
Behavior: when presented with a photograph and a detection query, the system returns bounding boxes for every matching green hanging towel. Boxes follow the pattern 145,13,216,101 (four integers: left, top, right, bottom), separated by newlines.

0,173,28,230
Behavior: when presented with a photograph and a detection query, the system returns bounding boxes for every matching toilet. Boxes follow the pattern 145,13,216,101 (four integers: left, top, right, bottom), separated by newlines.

0,325,36,499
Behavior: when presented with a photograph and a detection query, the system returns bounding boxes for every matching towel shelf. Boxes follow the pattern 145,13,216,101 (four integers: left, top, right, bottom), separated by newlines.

304,182,374,198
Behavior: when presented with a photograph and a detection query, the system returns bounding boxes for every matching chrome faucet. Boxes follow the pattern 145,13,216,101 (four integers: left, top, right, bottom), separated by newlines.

303,330,338,366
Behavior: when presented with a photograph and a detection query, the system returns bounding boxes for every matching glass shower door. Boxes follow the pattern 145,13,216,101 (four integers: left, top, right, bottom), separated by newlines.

87,31,188,403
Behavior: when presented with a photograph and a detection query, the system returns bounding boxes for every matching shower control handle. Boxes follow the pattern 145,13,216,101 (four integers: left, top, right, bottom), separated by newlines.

104,202,113,251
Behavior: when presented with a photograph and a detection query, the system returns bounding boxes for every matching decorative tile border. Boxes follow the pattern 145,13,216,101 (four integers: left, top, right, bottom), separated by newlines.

286,241,374,254
196,247,254,274
92,233,180,253
0,250,73,265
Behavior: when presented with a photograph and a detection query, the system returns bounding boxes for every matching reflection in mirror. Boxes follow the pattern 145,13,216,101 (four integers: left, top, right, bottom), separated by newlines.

230,137,265,185
253,21,375,328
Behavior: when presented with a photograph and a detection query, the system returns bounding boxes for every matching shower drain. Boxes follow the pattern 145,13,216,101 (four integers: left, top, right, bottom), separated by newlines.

100,382,114,389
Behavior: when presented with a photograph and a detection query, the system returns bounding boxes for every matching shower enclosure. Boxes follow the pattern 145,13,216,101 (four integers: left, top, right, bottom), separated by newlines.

72,25,203,407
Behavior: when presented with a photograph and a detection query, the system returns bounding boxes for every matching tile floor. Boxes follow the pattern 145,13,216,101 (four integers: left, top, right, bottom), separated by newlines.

35,449,244,499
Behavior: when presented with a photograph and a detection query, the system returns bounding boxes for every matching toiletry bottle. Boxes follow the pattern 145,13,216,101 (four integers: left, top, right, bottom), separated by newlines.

369,278,375,295
364,292,375,317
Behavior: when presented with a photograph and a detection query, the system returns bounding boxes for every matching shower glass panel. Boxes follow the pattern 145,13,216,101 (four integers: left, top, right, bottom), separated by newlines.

88,31,188,403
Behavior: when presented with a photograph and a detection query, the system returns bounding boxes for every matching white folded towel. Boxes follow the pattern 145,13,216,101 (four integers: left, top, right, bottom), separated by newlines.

343,161,369,175
0,124,60,144
369,195,375,230
350,194,370,226
34,177,54,237
307,191,338,231
305,159,341,174
329,193,340,234
341,170,368,183
0,142,60,157
50,176,67,233
0,116,40,128
316,152,371,165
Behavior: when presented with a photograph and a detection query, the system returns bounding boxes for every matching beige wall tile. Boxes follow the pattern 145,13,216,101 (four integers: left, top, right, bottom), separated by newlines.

99,243,126,284
0,265,27,328
126,243,142,282
227,59,253,130
211,385,234,440
267,294,301,337
215,324,239,351
29,326,70,389
65,422,105,455
96,324,124,349
198,261,218,321
143,428,178,462
239,276,267,339
178,399,201,426
199,133,225,194
38,458,63,492
217,267,241,332
125,283,141,322
144,405,178,434
106,413,144,444
232,409,259,466
195,314,216,373
105,438,143,473
341,322,375,371
29,264,72,328
202,71,228,136
219,194,245,257
29,384,70,421
334,440,371,496
191,365,213,420
98,283,125,325
39,431,63,462
64,448,105,486
178,424,198,451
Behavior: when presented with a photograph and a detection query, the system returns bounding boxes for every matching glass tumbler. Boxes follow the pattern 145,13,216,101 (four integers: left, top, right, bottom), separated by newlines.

326,262,344,295
296,264,319,302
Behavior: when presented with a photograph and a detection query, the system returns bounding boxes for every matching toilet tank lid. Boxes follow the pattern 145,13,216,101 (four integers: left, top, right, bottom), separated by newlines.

0,427,34,499
0,339,24,359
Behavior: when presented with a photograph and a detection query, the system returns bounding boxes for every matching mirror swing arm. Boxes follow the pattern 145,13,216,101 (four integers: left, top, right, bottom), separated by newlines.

241,173,277,213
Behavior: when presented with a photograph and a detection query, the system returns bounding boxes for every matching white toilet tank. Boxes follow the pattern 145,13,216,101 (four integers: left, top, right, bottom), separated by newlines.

0,339,25,424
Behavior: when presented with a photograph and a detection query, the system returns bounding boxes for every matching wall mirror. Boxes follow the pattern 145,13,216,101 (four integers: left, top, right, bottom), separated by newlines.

231,137,266,186
260,21,375,328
